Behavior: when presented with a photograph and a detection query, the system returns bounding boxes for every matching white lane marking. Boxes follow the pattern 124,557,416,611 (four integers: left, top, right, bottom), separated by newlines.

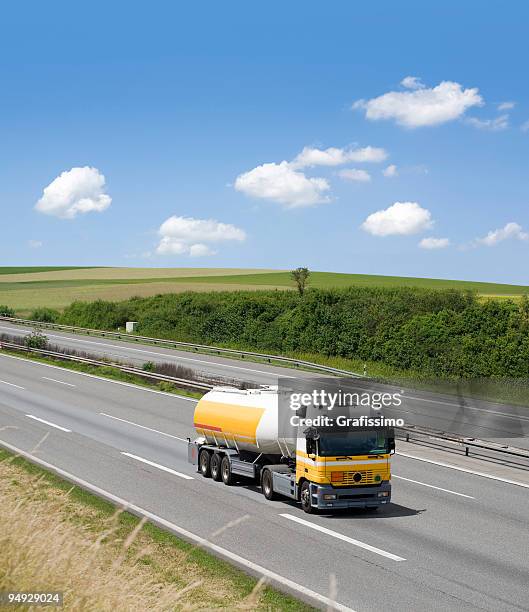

0,439,354,612
0,353,198,402
280,513,406,562
101,412,188,442
397,451,529,489
121,452,194,480
42,376,76,387
0,379,25,389
25,414,71,432
392,475,475,499
404,394,529,422
0,325,287,378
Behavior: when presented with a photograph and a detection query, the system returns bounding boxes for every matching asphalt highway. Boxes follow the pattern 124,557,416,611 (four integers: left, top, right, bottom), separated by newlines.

1,353,529,611
1,321,529,446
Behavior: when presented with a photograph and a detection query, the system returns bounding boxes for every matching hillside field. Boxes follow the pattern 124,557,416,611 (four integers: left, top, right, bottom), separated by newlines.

0,266,528,313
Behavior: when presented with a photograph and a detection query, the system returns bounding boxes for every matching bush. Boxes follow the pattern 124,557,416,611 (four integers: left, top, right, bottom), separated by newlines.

56,288,529,378
60,300,133,330
0,305,15,317
24,330,48,350
30,308,60,323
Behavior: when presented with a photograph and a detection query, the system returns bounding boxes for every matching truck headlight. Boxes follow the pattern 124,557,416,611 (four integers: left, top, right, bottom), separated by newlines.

377,491,390,497
331,472,344,482
323,494,337,500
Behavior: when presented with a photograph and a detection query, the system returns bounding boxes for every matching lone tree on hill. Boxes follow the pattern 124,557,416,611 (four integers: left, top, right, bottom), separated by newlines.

291,267,310,296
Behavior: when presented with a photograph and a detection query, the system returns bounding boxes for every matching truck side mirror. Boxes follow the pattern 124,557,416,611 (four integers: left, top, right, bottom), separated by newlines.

306,438,316,456
388,437,395,453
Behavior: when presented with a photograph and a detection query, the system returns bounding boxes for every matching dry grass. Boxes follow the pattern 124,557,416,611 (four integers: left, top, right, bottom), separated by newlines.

0,455,306,611
0,268,278,283
0,282,290,313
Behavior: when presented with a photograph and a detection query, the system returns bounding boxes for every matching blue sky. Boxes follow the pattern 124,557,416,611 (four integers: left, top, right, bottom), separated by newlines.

2,1,529,283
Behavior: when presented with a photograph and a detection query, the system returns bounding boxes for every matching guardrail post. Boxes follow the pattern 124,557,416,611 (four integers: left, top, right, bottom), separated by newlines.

465,446,469,456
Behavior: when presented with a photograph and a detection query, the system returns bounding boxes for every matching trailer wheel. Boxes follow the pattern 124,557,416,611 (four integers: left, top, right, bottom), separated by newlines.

221,455,235,485
300,480,315,514
261,469,278,501
210,453,223,481
199,449,211,478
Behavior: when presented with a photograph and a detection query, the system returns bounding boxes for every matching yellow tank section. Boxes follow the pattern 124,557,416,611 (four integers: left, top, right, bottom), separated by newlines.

194,398,265,446
295,451,390,486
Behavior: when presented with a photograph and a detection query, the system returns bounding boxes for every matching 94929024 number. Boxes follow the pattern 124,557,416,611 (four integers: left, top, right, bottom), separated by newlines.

0,592,63,606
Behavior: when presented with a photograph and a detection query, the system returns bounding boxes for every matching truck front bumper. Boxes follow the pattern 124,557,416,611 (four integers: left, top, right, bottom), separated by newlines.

310,481,391,509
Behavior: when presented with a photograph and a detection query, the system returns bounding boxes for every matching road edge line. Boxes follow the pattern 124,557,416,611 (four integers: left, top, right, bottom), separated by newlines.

0,438,356,612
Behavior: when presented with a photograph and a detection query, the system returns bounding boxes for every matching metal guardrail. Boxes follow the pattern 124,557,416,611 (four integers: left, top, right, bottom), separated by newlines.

396,424,529,467
0,340,213,392
0,316,364,378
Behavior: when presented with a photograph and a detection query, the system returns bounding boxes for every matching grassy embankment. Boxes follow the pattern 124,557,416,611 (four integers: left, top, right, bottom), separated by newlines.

0,343,204,400
1,266,528,313
0,448,311,611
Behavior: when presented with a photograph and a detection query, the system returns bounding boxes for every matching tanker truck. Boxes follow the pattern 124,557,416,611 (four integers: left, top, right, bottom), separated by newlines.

188,385,394,513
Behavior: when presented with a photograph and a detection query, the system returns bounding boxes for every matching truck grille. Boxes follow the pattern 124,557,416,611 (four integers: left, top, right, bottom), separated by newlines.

342,470,375,485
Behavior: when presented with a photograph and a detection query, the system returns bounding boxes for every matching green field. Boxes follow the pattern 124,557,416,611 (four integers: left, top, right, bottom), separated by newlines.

0,266,527,313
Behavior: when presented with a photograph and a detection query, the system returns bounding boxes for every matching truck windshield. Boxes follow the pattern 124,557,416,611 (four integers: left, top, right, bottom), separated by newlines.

318,431,388,456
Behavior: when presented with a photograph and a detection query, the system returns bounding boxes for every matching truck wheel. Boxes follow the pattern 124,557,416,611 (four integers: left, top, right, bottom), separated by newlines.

300,481,315,514
199,449,211,478
261,469,278,500
221,456,235,485
210,453,222,481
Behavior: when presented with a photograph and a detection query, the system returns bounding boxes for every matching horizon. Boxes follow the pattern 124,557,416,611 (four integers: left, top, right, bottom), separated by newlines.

1,265,529,289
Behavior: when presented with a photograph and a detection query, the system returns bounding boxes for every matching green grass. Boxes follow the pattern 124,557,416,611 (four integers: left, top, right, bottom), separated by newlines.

0,448,313,611
172,271,529,295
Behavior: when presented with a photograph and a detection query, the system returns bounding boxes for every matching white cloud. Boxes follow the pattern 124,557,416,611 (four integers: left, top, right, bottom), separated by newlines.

234,161,330,207
419,237,449,249
35,167,111,219
362,202,433,236
28,240,43,249
466,114,509,131
338,168,371,182
189,243,217,257
156,216,246,257
235,144,387,207
291,145,387,168
401,76,424,90
498,101,515,111
382,164,398,178
476,222,528,247
353,79,483,128
521,120,529,132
